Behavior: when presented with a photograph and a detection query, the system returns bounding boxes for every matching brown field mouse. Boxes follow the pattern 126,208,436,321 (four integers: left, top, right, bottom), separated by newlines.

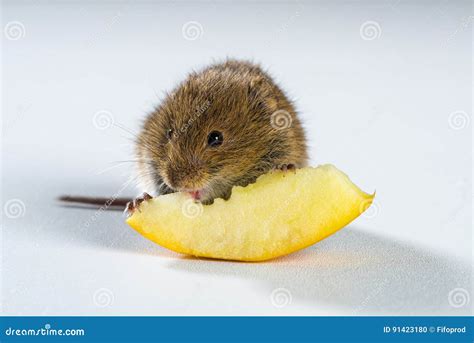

60,60,308,209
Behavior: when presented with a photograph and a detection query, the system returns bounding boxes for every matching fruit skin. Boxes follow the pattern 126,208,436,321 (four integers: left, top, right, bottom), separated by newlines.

127,165,375,262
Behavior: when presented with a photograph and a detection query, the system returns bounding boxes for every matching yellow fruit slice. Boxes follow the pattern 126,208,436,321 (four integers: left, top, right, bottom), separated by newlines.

127,164,374,261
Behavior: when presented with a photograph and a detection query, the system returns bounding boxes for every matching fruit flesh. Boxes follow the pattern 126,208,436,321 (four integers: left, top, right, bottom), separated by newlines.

127,164,374,261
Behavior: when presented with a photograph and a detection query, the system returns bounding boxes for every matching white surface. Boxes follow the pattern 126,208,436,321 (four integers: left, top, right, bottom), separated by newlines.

1,0,472,315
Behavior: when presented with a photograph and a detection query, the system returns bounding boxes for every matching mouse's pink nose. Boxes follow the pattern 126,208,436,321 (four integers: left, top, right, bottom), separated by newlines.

188,190,202,200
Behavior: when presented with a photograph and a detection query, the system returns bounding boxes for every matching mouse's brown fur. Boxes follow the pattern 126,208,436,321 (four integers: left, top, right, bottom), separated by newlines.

136,60,308,204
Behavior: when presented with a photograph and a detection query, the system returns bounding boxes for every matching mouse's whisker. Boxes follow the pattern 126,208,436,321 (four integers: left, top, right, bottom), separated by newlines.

94,159,155,175
133,169,159,184
114,124,162,159
131,170,161,192
114,159,155,165
138,139,164,160
95,164,126,175
112,122,141,139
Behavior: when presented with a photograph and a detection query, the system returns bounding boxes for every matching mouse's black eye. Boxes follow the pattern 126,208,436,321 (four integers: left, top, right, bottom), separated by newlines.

207,131,223,147
166,129,174,140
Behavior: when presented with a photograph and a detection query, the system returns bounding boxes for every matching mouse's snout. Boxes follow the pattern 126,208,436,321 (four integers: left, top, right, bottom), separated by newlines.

164,159,208,192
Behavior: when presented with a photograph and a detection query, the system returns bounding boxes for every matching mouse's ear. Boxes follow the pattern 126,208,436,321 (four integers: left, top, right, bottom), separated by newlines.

248,75,268,98
248,74,271,90
248,75,278,112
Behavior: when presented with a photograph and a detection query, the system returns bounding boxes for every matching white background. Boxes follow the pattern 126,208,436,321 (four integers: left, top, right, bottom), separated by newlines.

1,0,472,315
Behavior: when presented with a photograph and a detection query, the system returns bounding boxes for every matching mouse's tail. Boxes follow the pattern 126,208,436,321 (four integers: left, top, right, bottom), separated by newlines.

57,195,131,210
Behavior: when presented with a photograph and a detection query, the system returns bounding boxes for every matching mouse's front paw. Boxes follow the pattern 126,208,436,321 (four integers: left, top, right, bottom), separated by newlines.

125,192,153,217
